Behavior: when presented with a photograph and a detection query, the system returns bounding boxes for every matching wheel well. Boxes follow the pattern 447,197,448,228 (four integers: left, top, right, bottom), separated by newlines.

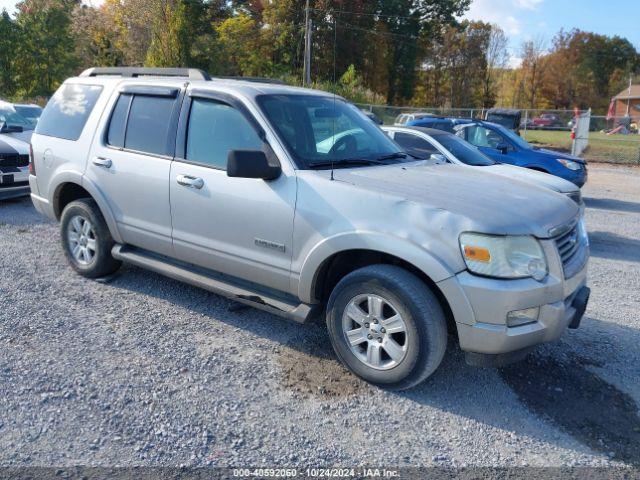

313,249,456,334
54,182,92,219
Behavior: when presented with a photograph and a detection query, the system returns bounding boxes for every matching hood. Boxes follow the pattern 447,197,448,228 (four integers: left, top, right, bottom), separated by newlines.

534,147,586,164
0,134,29,155
6,129,34,144
484,163,578,194
332,162,579,239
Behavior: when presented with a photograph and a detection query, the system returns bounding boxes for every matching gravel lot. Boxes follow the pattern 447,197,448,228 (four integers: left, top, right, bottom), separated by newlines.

1,163,639,471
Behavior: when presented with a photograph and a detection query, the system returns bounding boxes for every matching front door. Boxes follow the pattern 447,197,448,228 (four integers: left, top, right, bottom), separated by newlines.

458,124,517,165
169,94,296,294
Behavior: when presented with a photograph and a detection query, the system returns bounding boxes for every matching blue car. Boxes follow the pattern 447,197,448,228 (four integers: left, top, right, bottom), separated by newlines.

405,116,471,133
453,120,587,187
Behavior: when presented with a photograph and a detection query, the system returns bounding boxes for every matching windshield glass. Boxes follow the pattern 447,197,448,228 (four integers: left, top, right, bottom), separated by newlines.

258,94,404,168
431,132,496,166
14,105,42,120
0,107,32,130
491,122,531,149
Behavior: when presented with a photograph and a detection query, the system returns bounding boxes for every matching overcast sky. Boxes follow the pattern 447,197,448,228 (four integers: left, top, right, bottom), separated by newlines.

2,0,638,67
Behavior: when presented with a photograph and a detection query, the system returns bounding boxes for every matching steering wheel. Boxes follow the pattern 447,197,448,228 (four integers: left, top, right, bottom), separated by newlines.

328,134,357,157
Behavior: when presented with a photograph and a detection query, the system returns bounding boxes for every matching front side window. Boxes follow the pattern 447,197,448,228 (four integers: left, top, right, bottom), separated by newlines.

463,125,506,150
35,84,103,140
393,132,439,159
185,98,263,170
258,95,403,168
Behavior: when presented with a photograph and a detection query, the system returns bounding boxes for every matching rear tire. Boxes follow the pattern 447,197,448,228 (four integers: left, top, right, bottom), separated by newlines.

326,265,447,390
60,198,121,278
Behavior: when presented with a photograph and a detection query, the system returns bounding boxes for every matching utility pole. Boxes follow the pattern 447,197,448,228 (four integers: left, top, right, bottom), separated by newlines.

303,0,312,87
626,74,632,116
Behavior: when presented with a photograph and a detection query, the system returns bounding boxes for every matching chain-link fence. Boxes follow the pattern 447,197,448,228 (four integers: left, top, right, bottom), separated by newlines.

357,104,640,165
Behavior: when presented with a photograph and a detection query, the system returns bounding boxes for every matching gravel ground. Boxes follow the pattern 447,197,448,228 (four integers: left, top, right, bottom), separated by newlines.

0,163,639,471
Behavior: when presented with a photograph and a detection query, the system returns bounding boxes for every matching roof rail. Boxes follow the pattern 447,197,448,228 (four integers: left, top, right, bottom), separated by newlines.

214,76,287,85
80,67,211,81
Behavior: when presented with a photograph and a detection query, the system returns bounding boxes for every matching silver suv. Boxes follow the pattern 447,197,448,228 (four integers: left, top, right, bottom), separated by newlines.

29,68,590,390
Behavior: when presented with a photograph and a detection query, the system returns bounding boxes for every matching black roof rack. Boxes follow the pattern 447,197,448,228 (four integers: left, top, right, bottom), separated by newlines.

80,67,211,81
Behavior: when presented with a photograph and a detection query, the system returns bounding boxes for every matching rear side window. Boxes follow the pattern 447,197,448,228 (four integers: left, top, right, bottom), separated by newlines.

186,98,263,170
394,132,438,158
36,84,103,141
106,93,176,156
107,94,131,148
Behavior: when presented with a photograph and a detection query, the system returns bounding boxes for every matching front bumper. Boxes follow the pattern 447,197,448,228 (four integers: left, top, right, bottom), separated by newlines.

438,239,589,358
0,168,30,200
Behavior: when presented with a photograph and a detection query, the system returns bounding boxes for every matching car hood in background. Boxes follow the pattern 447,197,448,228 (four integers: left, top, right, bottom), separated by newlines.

533,147,586,164
484,163,578,194
332,162,579,239
0,134,29,155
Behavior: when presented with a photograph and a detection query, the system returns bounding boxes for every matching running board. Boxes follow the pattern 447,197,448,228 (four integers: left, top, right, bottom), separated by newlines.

111,244,319,323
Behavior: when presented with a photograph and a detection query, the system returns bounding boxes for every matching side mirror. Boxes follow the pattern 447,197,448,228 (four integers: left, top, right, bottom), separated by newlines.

496,142,510,154
227,150,281,180
430,153,447,163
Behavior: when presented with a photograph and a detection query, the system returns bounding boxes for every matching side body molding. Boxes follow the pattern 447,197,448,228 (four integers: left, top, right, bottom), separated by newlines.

296,231,455,304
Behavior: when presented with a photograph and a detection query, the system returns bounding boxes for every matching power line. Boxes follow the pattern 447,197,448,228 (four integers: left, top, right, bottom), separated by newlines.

310,7,420,21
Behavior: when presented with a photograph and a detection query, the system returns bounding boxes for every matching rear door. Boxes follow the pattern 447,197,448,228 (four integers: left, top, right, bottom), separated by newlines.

392,131,441,160
169,90,296,293
86,85,182,256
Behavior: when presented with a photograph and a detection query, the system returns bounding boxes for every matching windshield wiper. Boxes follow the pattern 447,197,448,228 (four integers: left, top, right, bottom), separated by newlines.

308,158,388,169
376,152,408,161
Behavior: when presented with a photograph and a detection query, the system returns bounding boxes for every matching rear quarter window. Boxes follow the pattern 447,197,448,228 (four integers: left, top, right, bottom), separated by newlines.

35,84,103,141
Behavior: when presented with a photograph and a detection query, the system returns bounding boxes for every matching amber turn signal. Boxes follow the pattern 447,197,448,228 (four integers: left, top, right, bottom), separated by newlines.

463,245,491,263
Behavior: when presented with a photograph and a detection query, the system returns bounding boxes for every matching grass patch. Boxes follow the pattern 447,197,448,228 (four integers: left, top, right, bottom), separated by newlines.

523,129,640,164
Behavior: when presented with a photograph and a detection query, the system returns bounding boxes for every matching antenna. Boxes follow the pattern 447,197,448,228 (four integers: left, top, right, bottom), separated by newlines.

330,12,338,181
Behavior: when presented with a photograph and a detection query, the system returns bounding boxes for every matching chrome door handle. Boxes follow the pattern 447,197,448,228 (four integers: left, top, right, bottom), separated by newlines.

176,174,204,189
93,157,112,169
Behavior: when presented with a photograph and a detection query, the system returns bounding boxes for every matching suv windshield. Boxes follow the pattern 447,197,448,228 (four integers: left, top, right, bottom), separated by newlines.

0,107,33,130
431,132,495,166
258,94,404,168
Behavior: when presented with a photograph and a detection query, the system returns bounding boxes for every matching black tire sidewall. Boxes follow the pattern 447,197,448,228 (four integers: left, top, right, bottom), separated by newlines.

60,199,119,278
326,266,446,389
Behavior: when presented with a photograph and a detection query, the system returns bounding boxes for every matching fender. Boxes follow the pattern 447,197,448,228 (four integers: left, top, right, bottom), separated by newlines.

49,171,123,244
297,231,456,304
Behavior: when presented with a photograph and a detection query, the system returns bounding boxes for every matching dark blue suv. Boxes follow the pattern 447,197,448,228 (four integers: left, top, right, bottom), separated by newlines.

453,121,587,187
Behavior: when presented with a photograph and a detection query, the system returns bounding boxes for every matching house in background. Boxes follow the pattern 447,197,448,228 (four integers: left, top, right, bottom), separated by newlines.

612,84,640,121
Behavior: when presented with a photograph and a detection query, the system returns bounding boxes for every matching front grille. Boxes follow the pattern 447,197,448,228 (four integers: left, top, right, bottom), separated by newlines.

0,154,29,168
554,221,588,279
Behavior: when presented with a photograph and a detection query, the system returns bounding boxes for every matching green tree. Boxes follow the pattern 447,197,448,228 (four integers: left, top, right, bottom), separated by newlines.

13,0,78,97
0,10,19,96
145,0,189,67
216,13,269,76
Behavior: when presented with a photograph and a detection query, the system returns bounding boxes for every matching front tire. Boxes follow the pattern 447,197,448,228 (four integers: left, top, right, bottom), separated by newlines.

326,265,447,390
60,198,121,278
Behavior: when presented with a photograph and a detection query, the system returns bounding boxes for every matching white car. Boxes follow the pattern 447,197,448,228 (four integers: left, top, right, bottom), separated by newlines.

383,125,583,206
0,104,31,200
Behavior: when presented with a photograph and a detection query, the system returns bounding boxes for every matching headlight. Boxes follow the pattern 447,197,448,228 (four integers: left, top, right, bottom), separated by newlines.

577,218,589,247
460,233,548,281
557,159,581,170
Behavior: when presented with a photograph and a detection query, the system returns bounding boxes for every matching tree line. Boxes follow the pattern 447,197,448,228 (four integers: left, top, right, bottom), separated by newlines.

1,0,638,113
